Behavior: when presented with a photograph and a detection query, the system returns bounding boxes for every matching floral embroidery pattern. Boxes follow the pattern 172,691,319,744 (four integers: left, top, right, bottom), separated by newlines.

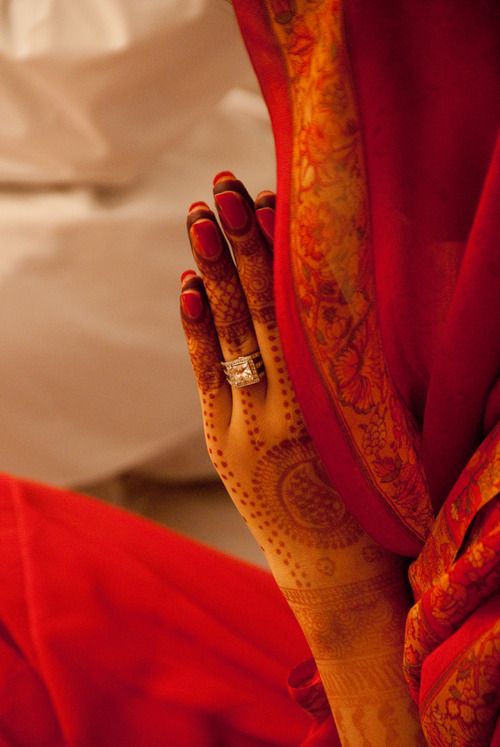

404,512,500,700
256,1,499,741
265,0,432,539
409,425,500,598
420,625,500,747
402,433,500,741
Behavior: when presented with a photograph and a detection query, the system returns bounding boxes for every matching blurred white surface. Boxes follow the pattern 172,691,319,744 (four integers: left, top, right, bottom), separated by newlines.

0,0,275,485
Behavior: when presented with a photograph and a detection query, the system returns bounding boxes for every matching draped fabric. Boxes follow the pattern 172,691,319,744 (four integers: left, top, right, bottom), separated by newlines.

232,0,500,743
0,473,313,746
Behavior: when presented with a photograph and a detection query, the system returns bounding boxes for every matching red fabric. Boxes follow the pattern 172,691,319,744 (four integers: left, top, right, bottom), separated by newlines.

0,473,313,746
232,0,499,743
288,660,340,747
234,0,431,556
419,593,500,746
341,1,500,513
233,0,500,551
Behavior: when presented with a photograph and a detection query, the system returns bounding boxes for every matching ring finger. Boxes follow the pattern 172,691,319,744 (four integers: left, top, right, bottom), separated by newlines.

187,203,266,396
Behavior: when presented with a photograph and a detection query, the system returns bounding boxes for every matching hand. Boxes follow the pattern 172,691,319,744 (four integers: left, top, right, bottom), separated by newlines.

180,172,424,745
180,171,365,586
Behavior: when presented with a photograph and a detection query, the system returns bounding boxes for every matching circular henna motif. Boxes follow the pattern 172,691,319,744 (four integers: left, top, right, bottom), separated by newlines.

316,556,335,576
252,438,363,549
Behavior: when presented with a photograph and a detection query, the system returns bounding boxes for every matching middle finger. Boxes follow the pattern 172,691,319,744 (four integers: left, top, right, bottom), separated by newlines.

187,204,260,368
213,177,277,354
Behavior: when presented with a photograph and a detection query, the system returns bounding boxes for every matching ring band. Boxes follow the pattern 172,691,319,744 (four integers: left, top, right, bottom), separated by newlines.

221,351,266,388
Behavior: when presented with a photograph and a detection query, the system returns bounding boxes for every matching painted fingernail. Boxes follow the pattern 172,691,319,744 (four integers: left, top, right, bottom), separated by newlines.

181,290,204,320
188,201,210,213
213,170,236,185
256,207,275,243
190,220,222,260
180,269,197,285
215,191,249,231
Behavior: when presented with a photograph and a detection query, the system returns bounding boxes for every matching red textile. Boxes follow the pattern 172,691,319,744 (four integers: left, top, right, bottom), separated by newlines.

234,0,500,552
0,474,313,746
232,0,499,743
288,661,340,746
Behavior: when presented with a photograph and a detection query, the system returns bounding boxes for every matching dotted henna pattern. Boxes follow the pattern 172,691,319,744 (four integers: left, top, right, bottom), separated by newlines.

239,389,265,453
203,392,223,446
252,437,363,549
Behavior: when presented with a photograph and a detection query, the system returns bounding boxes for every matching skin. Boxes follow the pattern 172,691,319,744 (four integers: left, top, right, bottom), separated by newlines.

180,173,426,746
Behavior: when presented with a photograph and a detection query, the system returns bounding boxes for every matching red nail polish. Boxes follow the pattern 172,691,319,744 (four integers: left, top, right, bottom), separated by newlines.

215,191,249,231
256,207,275,243
180,269,197,284
213,170,236,185
181,290,204,320
191,220,222,259
188,201,209,213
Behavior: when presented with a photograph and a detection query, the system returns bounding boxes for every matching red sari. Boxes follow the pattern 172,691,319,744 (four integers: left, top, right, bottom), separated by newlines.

232,0,500,744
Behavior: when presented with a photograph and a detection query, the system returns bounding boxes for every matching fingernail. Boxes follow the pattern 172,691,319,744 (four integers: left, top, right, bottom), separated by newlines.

256,207,275,243
188,201,210,213
215,191,249,231
255,190,275,204
213,170,236,185
191,220,222,259
180,269,197,284
181,290,204,320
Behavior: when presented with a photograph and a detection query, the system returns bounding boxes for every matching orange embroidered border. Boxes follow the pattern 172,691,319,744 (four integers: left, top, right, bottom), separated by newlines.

420,618,500,746
264,0,432,539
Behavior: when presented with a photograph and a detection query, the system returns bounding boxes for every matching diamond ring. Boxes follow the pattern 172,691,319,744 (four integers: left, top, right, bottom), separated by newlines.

221,351,266,388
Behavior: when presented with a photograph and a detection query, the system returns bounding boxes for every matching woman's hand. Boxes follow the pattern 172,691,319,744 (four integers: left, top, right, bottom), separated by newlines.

180,172,425,745
180,171,365,586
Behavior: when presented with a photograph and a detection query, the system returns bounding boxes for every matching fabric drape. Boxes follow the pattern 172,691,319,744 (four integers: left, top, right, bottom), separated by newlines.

0,473,313,746
232,0,499,743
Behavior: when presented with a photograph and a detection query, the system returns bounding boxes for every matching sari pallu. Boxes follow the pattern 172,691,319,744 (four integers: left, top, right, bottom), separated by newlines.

232,1,500,743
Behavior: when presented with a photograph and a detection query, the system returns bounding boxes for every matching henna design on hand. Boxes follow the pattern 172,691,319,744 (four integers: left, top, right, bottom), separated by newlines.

280,574,410,661
204,392,224,446
239,389,265,453
239,256,276,326
251,437,363,549
180,279,226,394
189,215,254,353
316,556,336,576
269,345,309,439
182,173,425,743
213,181,276,330
323,669,425,745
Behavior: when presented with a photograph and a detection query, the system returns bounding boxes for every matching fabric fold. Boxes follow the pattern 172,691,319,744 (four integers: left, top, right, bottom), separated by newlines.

233,0,499,742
